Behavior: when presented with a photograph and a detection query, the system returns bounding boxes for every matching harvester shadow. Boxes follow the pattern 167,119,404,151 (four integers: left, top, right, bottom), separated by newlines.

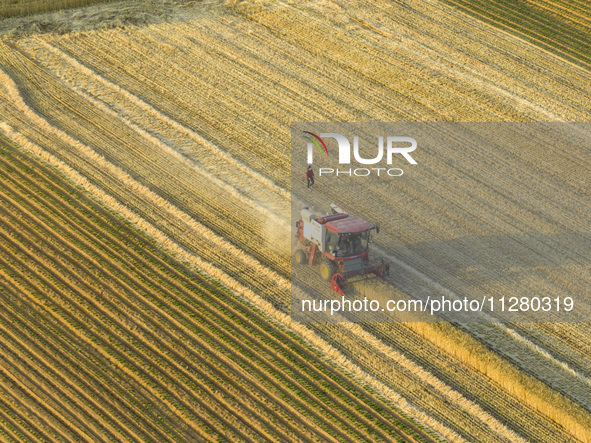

382,230,590,323
400,230,590,290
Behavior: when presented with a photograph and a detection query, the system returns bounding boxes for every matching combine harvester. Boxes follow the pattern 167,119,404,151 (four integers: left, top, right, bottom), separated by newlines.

294,204,390,295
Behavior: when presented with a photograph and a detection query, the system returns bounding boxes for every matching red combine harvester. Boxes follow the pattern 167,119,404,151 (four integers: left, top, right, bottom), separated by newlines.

294,204,390,295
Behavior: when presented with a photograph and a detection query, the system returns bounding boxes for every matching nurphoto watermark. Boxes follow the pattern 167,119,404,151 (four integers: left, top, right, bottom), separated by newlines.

290,122,591,323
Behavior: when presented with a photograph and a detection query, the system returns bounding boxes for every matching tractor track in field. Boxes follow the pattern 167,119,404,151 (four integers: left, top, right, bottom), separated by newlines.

1,77,588,443
291,121,591,437
338,0,591,117
46,31,294,186
292,259,535,441
367,322,577,439
293,270,570,442
243,0,561,120
18,37,290,207
527,322,591,380
0,51,292,289
0,49,288,271
294,260,591,442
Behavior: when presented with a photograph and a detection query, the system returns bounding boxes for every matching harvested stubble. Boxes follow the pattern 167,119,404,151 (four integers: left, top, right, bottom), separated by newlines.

0,0,590,441
0,0,113,18
0,55,521,440
0,134,437,442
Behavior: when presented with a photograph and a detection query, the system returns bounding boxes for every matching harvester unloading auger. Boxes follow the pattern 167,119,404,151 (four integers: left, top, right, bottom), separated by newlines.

294,204,390,295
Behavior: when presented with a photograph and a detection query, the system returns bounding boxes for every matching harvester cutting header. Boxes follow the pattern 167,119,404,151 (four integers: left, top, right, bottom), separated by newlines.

294,204,390,295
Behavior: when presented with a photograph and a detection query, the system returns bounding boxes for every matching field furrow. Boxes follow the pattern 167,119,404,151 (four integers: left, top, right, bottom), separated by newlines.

0,290,160,442
0,401,27,443
0,237,220,441
0,342,108,442
442,0,591,67
0,383,52,442
531,0,591,26
0,167,318,442
0,134,440,441
0,281,183,442
0,363,75,443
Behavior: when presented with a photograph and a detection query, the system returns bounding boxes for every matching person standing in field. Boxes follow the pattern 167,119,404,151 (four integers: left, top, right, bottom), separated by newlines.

306,166,315,189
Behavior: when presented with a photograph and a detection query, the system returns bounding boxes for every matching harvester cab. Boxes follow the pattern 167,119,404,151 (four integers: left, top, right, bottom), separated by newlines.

294,204,389,295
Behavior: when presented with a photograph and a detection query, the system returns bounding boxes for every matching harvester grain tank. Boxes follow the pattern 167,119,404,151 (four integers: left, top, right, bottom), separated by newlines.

294,204,389,294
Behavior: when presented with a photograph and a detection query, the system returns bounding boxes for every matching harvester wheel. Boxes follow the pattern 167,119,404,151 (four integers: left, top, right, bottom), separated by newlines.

294,247,307,265
320,261,336,281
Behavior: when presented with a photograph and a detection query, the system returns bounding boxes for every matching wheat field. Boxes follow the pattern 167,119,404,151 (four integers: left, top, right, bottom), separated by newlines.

0,0,590,441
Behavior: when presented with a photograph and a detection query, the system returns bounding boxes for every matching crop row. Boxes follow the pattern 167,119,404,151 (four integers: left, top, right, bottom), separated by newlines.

0,69,506,440
441,0,591,67
0,162,324,440
0,48,291,298
0,33,580,443
0,138,433,441
1,1,590,441
0,114,449,442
